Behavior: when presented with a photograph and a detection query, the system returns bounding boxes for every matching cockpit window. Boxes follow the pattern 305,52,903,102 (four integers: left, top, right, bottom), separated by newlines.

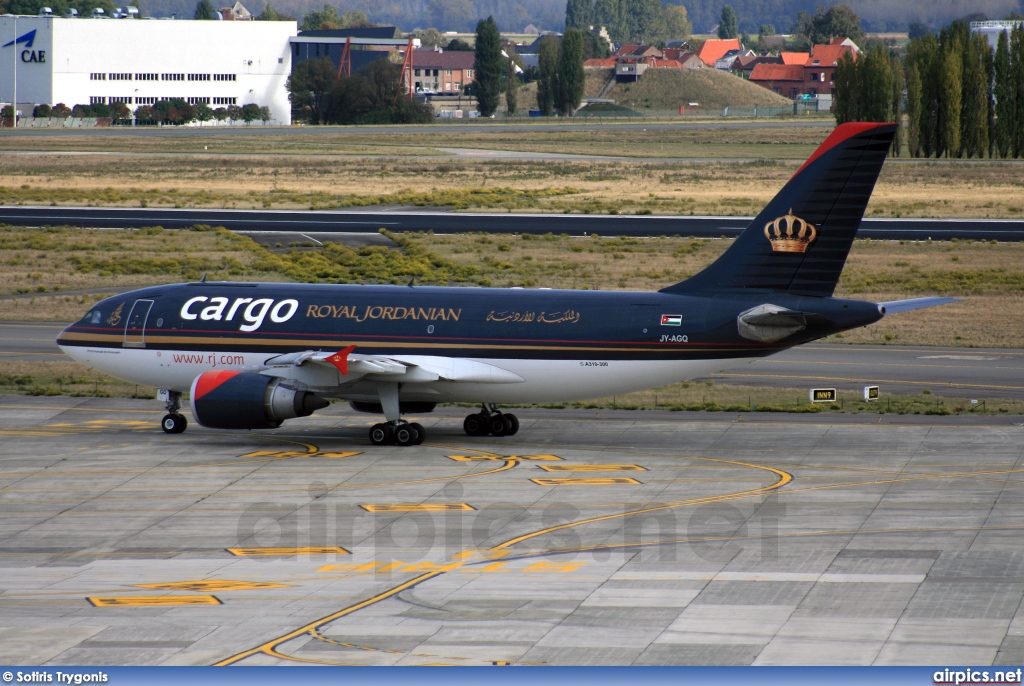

91,311,102,324
81,311,93,322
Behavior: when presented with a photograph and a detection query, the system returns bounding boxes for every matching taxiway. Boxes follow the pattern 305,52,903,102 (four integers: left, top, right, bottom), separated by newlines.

1,397,1024,665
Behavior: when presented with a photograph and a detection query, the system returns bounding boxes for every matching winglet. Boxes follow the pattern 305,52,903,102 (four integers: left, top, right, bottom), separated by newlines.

325,345,357,375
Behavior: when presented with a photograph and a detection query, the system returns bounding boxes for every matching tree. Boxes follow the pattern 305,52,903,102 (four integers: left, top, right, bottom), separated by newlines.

794,5,864,46
1012,25,1024,157
413,28,446,49
906,63,922,157
505,57,519,115
557,28,585,116
286,57,338,124
890,55,904,157
227,104,243,121
664,4,692,40
581,30,612,59
833,50,858,124
474,17,503,117
300,4,342,31
325,60,434,124
759,23,775,37
260,106,272,124
193,0,214,20
213,107,229,122
565,0,593,30
940,47,963,158
257,4,295,21
537,35,558,116
340,10,374,27
717,4,738,39
33,104,52,118
593,0,625,43
240,103,261,125
994,29,1013,157
960,33,990,158
195,103,214,123
134,105,154,123
51,103,71,118
446,38,474,51
626,0,667,44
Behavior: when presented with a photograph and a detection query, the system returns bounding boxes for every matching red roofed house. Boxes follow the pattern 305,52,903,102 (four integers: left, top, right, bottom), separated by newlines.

408,49,475,94
750,40,858,98
695,38,741,67
584,57,616,68
780,52,810,65
803,41,857,96
748,63,805,97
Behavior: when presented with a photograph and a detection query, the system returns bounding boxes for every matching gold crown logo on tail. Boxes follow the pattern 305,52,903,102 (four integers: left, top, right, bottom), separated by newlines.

764,209,817,253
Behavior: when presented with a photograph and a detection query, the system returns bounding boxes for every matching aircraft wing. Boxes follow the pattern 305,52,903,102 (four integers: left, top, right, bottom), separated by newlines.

261,346,525,385
879,297,961,314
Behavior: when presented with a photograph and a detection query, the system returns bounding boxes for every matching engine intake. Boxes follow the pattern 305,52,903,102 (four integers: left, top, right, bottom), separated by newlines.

190,370,329,430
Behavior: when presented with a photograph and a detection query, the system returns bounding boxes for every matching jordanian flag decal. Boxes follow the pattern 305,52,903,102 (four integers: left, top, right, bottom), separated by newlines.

661,314,682,326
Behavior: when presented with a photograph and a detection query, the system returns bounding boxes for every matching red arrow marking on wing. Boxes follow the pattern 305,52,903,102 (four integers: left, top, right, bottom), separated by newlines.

324,345,357,375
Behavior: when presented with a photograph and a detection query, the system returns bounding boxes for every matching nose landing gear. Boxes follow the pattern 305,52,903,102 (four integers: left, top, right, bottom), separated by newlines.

160,389,188,434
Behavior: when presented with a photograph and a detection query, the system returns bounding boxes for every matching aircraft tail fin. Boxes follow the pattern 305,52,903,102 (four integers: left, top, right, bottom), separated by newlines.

662,122,898,298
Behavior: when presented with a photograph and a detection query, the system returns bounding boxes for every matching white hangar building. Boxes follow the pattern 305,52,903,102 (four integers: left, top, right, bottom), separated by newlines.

0,15,297,123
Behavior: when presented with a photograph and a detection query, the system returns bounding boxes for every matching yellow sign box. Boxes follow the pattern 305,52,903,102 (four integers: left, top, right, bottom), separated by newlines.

227,547,350,557
360,503,476,512
447,454,563,462
537,464,647,472
87,595,222,607
133,580,291,592
810,388,837,403
530,477,642,486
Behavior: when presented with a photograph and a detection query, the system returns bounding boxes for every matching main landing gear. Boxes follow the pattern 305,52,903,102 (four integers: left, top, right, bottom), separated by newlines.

368,381,426,447
463,404,519,437
160,389,188,434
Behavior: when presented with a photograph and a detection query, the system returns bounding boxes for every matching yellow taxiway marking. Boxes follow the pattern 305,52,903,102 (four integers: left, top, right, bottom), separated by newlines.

360,503,476,512
537,464,647,472
87,595,223,607
214,452,789,667
227,547,350,557
240,449,360,460
531,477,643,486
447,453,563,462
133,580,292,592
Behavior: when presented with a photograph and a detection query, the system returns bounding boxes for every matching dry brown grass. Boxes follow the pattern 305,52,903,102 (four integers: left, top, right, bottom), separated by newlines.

3,150,1023,219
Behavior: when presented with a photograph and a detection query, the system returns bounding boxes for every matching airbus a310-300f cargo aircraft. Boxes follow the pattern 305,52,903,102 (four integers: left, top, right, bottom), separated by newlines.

56,122,955,446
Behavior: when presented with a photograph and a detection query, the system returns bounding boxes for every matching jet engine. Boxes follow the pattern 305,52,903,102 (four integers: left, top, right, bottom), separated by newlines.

189,370,329,430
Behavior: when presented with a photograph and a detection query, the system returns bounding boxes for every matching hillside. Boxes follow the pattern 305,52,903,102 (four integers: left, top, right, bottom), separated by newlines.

605,68,793,111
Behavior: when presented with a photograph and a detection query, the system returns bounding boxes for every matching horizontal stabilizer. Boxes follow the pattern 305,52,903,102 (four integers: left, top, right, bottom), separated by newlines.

879,297,960,314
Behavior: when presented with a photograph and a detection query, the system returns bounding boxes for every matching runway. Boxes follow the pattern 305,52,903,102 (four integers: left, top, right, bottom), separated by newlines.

5,321,1023,400
2,206,1024,241
1,397,1024,666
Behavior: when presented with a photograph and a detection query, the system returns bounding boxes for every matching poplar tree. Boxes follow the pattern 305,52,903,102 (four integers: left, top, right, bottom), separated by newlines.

994,30,1013,157
960,33,989,158
557,29,585,116
890,55,904,157
537,36,558,116
505,58,519,115
1012,25,1024,158
833,51,858,124
940,48,962,158
718,5,738,40
906,63,922,157
474,17,503,118
194,0,214,19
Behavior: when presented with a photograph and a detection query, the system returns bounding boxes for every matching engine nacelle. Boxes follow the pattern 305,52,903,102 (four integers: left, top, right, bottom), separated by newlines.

190,370,329,430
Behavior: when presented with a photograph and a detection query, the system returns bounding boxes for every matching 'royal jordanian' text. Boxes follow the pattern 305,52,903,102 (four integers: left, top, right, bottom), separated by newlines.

305,305,461,322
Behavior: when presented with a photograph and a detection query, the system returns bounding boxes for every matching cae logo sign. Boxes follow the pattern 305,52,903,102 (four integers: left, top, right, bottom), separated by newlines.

2,29,45,63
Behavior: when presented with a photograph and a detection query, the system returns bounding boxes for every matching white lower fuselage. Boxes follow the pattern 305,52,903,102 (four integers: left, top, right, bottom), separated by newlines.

58,345,759,405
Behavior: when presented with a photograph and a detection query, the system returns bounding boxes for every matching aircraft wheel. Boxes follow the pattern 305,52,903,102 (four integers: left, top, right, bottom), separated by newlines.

463,414,488,436
369,423,395,445
504,414,519,436
394,424,417,446
161,413,187,434
488,414,509,437
409,422,426,445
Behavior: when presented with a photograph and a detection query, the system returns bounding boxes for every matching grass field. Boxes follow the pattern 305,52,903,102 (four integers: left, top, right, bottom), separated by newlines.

3,142,1024,219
